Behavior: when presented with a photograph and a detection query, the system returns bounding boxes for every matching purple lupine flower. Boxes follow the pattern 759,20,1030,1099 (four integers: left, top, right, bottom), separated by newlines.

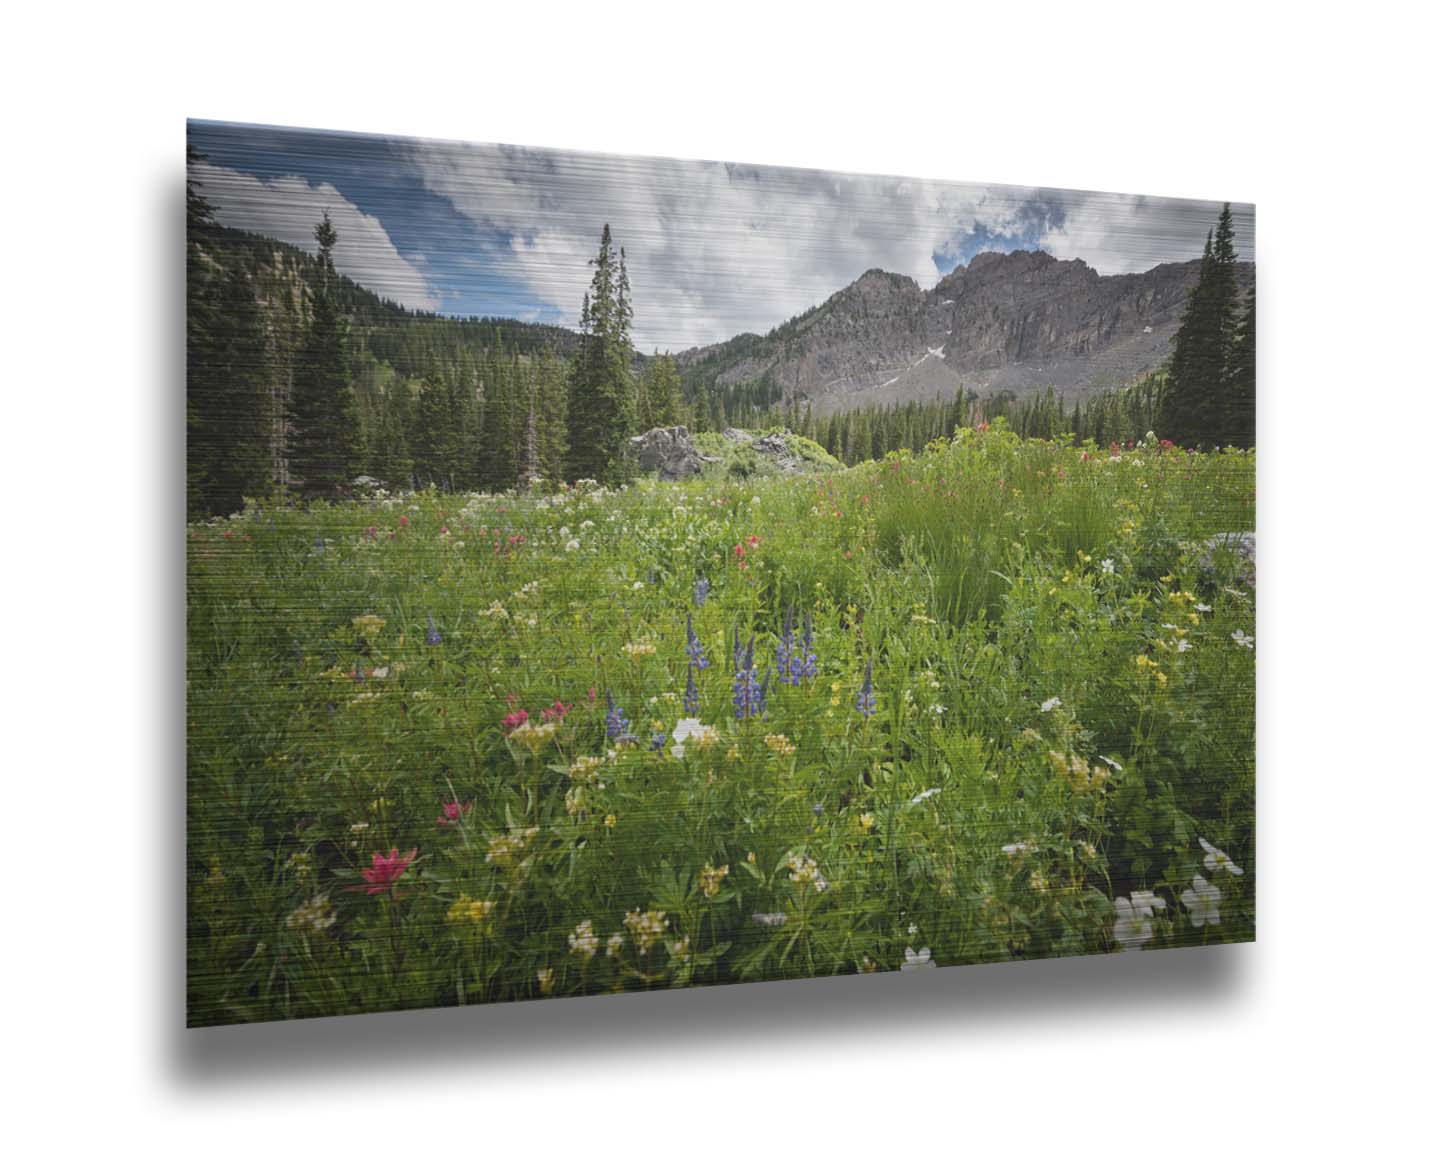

425,613,442,646
685,613,709,670
775,605,795,684
693,575,710,608
733,635,762,720
684,663,699,717
794,612,818,682
855,658,877,717
649,731,668,753
313,537,325,556
605,691,635,744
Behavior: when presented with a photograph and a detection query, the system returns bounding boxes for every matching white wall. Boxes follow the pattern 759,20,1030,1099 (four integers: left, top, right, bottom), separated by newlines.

6,2,1435,1146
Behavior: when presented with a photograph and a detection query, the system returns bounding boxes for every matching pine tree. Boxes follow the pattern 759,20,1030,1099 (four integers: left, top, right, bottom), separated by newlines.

289,212,360,497
566,225,636,482
519,372,540,491
1160,203,1245,447
370,378,413,487
1224,284,1256,448
535,345,569,481
186,152,272,516
639,354,682,429
186,148,222,516
412,370,451,488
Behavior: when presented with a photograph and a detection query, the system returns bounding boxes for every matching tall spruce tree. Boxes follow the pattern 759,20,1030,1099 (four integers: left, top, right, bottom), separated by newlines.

638,353,682,429
370,378,414,487
186,149,222,516
536,345,569,481
1159,203,1244,447
186,151,271,516
1224,284,1257,448
566,225,636,482
289,213,361,497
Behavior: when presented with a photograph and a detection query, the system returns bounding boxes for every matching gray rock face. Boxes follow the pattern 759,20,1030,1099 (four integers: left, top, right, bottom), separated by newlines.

626,426,717,481
677,252,1255,415
1199,531,1257,585
750,432,805,474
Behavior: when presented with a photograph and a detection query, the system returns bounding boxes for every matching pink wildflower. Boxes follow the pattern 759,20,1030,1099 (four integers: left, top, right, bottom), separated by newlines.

359,848,416,896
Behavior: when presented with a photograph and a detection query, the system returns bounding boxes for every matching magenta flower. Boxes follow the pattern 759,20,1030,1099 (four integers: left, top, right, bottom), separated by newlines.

360,848,417,895
436,800,473,829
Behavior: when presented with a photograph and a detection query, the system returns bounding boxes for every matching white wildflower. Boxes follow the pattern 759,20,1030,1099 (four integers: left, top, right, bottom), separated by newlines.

900,946,936,971
1231,630,1254,648
1199,836,1243,876
670,717,717,758
1040,697,1062,713
568,920,599,959
1112,896,1153,952
1180,875,1223,927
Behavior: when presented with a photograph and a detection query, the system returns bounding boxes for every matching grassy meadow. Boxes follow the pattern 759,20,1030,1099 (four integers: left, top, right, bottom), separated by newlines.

187,424,1255,1025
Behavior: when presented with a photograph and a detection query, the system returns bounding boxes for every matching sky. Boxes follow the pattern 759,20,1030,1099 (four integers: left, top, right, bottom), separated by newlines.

188,120,1256,352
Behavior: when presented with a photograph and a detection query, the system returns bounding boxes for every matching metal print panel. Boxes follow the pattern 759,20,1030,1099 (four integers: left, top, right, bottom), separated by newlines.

186,120,1255,1026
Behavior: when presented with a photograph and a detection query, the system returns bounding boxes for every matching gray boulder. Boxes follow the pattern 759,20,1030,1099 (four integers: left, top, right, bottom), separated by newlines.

1199,531,1256,585
627,426,718,481
751,432,805,474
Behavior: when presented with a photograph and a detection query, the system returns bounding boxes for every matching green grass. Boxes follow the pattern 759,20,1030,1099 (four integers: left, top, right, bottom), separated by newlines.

187,424,1255,1024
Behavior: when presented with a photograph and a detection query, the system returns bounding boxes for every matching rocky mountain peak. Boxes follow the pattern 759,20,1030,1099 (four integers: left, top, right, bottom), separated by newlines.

680,250,1253,416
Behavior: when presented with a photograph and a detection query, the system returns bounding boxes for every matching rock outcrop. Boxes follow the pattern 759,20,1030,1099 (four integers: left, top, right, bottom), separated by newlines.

626,426,718,481
1199,531,1257,586
750,432,807,474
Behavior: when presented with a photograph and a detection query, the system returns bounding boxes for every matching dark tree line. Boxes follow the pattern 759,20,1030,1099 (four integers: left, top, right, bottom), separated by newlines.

763,373,1169,468
187,156,670,515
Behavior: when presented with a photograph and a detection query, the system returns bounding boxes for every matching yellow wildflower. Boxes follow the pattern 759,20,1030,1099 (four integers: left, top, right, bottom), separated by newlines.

699,863,729,898
764,732,796,756
352,614,386,637
446,895,495,926
623,908,669,952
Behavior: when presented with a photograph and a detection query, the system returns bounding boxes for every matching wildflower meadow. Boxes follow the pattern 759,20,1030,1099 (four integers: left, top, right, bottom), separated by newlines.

187,425,1255,1024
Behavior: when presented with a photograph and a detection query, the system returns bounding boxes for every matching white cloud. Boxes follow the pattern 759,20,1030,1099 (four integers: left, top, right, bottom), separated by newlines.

408,140,1252,350
190,161,441,312
1034,190,1257,275
409,143,1046,348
